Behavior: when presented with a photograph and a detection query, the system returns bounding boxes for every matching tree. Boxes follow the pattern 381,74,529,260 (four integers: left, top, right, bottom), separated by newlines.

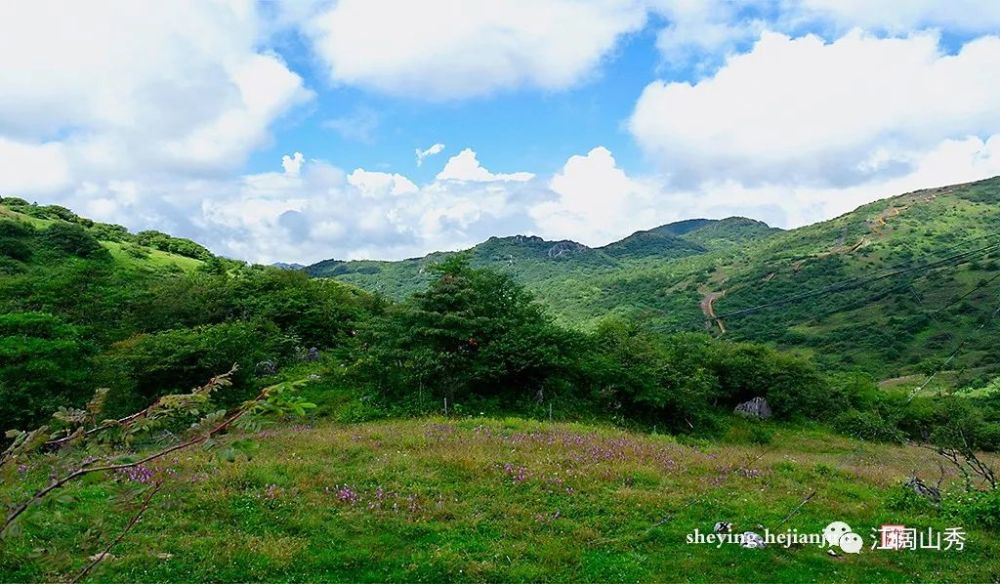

359,256,575,404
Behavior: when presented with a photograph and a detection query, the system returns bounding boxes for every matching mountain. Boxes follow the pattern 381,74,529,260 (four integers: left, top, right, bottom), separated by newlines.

305,217,777,300
307,177,1000,382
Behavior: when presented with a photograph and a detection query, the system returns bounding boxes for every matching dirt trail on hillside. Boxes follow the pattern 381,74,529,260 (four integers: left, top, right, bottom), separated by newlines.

817,191,940,259
700,290,726,334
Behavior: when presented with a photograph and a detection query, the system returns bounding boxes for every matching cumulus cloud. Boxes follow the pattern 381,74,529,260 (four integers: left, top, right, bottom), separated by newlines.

0,0,310,193
5,1,1000,266
530,147,671,244
436,149,535,182
641,1,1000,69
301,0,647,99
415,143,446,166
281,152,305,176
629,31,1000,188
0,139,71,194
52,151,543,264
347,169,419,197
645,0,767,70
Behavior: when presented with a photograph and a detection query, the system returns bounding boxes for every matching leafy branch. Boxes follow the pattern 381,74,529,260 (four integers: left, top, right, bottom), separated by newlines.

69,480,163,584
1,366,315,541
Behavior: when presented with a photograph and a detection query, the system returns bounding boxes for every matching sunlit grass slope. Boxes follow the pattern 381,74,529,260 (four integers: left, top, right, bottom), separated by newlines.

3,417,998,582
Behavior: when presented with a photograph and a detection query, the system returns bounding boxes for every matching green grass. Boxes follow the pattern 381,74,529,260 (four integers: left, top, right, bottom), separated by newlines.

3,417,998,582
102,241,203,273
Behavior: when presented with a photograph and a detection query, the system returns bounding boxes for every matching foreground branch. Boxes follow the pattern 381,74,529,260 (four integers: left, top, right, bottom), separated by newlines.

2,383,270,536
70,481,163,583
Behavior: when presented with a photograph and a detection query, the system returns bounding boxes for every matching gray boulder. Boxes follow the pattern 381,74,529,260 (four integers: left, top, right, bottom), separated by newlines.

254,360,277,375
734,397,772,419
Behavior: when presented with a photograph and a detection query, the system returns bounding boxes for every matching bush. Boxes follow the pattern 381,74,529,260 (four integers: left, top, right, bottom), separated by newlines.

0,237,32,261
0,312,94,430
942,489,1000,530
358,256,578,406
586,323,720,433
135,230,213,261
708,342,844,420
0,219,34,237
41,223,107,258
90,222,132,242
100,320,296,413
833,409,905,443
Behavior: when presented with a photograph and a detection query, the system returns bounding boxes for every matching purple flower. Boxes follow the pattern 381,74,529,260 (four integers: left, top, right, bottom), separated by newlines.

501,463,529,483
117,464,154,484
335,485,359,504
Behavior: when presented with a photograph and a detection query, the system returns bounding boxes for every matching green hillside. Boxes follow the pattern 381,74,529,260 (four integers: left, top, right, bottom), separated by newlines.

0,196,375,431
308,178,1000,382
306,217,779,322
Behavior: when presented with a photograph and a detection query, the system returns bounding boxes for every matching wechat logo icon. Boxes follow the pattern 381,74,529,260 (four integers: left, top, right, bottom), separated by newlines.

824,521,863,554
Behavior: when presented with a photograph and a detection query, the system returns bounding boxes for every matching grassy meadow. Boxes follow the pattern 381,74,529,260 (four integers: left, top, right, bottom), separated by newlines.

2,415,997,582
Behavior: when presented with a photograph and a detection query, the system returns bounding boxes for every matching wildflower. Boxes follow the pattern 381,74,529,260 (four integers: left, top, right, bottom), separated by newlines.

117,464,154,484
335,485,359,504
501,463,529,483
368,487,388,510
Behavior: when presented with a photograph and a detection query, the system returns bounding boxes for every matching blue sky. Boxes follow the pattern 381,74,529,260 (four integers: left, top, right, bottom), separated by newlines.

250,20,660,181
2,1,1000,263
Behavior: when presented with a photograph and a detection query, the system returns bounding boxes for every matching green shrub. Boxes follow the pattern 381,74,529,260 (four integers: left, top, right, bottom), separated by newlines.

833,409,905,443
0,237,31,261
884,483,935,512
0,312,94,430
100,320,296,413
135,230,212,261
0,219,34,237
41,223,107,258
359,256,580,407
90,222,132,242
942,489,1000,530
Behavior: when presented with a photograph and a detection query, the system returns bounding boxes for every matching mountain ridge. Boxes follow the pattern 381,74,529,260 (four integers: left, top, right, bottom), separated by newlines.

307,176,1000,382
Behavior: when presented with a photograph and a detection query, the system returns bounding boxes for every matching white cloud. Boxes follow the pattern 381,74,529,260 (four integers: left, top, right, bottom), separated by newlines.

530,147,669,244
416,143,446,166
0,0,310,186
436,149,535,182
0,138,71,194
640,1,1000,74
796,0,1000,34
348,169,419,197
301,0,647,99
645,0,766,70
629,30,1000,188
57,151,542,264
281,152,305,176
